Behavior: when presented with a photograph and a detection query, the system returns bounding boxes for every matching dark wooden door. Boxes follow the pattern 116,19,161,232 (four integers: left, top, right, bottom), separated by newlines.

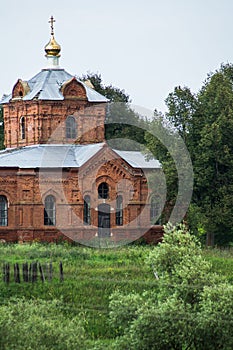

98,204,110,237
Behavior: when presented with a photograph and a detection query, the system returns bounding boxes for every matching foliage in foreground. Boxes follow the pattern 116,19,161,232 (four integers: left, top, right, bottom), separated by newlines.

0,239,232,349
109,224,233,350
0,298,86,350
0,243,155,349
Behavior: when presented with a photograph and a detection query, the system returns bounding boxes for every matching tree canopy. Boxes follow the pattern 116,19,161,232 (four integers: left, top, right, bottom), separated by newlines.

147,64,233,245
81,72,148,150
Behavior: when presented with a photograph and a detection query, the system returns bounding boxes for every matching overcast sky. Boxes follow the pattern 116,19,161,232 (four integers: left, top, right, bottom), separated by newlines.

1,0,233,113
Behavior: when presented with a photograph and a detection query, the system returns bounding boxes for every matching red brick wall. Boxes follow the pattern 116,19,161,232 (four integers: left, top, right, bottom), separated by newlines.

0,149,160,244
3,100,106,148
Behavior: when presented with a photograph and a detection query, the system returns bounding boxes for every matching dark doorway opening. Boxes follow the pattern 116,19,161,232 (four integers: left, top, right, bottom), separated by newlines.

98,203,111,237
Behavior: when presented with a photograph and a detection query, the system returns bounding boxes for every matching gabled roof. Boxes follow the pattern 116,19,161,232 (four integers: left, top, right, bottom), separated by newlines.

1,69,108,104
0,144,161,169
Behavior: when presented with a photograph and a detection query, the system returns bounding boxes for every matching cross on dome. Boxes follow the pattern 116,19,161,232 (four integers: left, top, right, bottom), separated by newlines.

49,16,56,36
44,15,61,68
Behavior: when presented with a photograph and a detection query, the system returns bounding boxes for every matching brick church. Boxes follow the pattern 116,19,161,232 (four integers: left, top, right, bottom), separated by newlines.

0,17,162,246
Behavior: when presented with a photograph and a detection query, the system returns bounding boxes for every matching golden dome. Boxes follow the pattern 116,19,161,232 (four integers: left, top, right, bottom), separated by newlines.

44,16,61,57
45,35,61,57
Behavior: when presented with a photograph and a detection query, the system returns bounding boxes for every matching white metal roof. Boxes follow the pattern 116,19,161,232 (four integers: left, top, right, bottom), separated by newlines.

0,144,161,169
1,69,108,104
114,149,161,169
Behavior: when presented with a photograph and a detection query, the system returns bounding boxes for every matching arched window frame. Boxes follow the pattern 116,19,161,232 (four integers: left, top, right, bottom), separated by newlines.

20,116,25,140
44,195,56,226
83,195,91,225
116,195,123,226
98,182,109,199
66,116,77,139
150,196,161,224
0,196,8,226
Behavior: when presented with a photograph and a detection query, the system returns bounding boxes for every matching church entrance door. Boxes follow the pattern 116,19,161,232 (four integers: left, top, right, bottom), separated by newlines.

98,203,111,237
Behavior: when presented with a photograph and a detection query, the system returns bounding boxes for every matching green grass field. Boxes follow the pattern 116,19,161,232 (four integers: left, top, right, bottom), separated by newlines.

0,242,232,349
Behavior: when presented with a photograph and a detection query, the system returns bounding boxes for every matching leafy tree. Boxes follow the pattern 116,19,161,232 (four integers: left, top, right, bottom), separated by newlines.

165,86,198,143
145,113,178,222
145,110,194,225
80,72,130,103
189,64,233,244
158,64,233,244
81,72,148,150
105,102,148,150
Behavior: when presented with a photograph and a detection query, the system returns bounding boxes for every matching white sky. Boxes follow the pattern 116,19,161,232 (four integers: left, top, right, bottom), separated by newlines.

1,0,233,113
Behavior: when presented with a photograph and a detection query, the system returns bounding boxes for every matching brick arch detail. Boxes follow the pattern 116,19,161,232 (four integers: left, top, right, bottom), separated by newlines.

95,175,115,190
0,191,13,205
61,78,87,100
12,79,30,99
41,189,60,204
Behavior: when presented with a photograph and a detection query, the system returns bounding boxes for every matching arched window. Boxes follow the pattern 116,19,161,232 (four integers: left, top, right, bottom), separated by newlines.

0,196,8,226
20,117,25,140
84,195,91,225
150,196,161,224
44,195,56,226
98,182,109,199
116,195,123,226
66,116,77,139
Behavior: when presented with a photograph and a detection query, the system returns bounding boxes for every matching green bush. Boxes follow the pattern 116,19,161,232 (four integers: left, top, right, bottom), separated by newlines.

114,297,195,350
0,298,86,350
108,224,233,350
195,283,233,350
109,291,143,335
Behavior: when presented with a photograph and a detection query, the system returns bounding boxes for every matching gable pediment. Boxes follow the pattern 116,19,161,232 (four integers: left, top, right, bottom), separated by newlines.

78,145,144,203
61,77,87,100
12,79,30,100
79,145,136,179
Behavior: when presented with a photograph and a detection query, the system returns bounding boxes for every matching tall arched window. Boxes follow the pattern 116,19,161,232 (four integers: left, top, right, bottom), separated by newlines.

98,182,109,199
150,196,161,224
44,195,56,226
84,195,91,225
20,117,25,140
116,195,123,226
66,116,77,139
0,196,8,226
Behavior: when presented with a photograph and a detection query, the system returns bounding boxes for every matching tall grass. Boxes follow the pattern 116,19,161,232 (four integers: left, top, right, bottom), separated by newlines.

0,242,232,347
203,247,233,282
0,243,156,341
